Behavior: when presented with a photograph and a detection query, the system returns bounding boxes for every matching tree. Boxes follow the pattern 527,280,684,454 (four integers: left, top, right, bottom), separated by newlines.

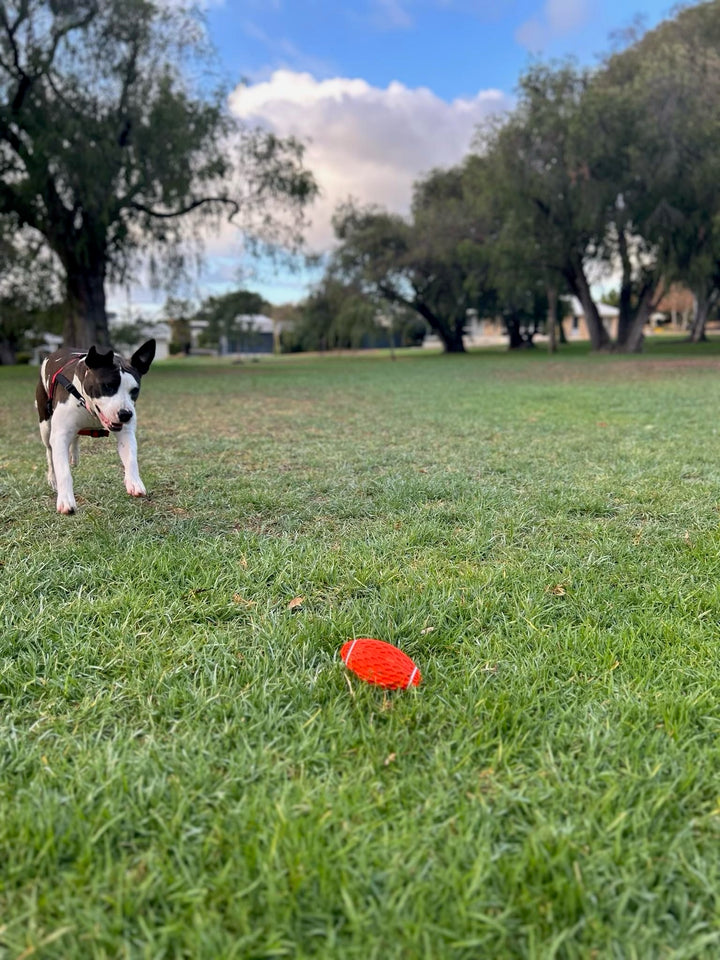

602,1,720,343
481,64,615,352
331,166,494,353
478,15,720,356
463,153,569,352
560,1,720,350
293,279,375,351
193,289,270,351
0,0,317,349
163,296,193,354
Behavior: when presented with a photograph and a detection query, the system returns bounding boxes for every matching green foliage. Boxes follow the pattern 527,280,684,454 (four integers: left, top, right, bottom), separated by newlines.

163,296,194,355
480,63,613,350
331,167,494,353
462,153,562,349
193,289,270,350
288,277,383,351
472,3,720,353
0,0,317,347
598,1,720,341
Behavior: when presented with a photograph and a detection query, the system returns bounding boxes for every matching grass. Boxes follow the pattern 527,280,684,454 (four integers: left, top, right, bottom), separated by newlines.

3,340,720,958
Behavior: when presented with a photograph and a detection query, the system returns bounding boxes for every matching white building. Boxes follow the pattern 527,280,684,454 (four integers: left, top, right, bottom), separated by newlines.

191,313,280,355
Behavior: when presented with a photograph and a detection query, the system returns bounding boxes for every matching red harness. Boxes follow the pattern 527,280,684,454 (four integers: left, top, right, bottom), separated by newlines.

46,354,109,438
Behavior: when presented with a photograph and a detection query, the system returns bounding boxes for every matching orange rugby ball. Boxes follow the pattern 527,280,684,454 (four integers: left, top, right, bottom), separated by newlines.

340,638,422,690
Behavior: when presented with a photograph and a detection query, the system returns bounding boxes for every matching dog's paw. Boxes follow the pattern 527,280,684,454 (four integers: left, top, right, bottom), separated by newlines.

56,496,76,515
47,471,57,492
126,480,147,498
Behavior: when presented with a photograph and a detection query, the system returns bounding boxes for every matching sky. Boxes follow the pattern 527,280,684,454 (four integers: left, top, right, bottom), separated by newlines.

112,0,677,318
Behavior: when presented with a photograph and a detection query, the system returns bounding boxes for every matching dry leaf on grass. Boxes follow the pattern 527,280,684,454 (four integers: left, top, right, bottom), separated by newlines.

232,594,255,607
288,596,304,611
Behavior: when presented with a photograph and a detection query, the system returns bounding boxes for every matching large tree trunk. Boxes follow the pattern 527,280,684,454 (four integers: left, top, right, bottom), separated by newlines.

0,338,17,365
613,228,655,353
442,325,467,353
615,286,653,353
567,259,610,350
413,302,466,352
546,284,558,354
615,307,647,352
505,314,524,349
557,315,568,344
504,313,536,349
63,263,111,349
687,287,717,343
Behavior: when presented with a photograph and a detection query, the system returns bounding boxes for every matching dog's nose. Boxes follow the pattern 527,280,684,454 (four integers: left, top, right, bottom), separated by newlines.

118,409,133,423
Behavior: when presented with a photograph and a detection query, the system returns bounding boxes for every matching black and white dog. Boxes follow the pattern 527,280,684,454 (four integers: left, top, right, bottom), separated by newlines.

36,340,155,514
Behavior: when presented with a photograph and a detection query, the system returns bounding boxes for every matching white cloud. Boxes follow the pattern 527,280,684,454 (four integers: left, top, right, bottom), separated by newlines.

516,0,593,51
229,69,511,253
111,68,512,310
371,0,413,30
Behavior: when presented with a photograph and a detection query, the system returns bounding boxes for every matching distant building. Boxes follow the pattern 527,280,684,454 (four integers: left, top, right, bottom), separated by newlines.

562,288,701,338
562,297,621,340
121,321,171,360
655,284,695,328
191,314,282,355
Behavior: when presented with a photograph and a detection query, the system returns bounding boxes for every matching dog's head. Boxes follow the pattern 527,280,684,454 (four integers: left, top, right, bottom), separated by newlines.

83,339,156,432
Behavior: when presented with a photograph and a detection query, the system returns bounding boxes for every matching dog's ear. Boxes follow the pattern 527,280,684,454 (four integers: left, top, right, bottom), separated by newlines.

131,339,156,376
86,345,115,369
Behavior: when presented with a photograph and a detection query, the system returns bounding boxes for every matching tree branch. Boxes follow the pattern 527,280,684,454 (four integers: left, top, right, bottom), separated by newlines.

128,196,240,220
0,179,43,233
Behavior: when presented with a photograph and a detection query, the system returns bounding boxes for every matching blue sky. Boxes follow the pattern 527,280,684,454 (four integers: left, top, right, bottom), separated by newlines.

117,0,678,316
208,0,671,99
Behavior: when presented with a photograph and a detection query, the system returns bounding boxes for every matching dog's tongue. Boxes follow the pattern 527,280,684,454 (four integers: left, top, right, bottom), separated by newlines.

96,408,121,431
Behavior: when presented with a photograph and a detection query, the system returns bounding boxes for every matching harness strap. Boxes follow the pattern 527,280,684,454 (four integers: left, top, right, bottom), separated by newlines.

46,357,109,438
53,372,87,409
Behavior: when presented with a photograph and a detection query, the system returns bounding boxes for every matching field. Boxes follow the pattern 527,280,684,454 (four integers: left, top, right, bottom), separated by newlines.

3,341,720,958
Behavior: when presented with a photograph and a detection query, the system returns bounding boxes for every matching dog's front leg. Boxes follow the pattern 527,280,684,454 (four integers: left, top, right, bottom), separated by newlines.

39,419,56,491
117,427,146,497
50,425,78,514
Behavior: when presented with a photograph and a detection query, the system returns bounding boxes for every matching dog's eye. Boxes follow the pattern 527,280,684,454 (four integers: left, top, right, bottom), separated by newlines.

130,388,139,401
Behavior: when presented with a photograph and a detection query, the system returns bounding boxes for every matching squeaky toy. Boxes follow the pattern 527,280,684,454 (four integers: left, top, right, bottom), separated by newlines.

340,637,422,690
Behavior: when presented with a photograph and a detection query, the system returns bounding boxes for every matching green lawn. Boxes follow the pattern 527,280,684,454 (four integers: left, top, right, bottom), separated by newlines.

3,341,720,958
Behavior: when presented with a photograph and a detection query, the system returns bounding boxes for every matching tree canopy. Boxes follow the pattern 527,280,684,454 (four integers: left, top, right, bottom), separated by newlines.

0,0,317,349
301,2,720,354
477,1,720,352
330,165,494,353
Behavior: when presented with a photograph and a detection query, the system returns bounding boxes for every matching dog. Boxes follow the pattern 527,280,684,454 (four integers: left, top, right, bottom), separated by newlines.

36,340,156,514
